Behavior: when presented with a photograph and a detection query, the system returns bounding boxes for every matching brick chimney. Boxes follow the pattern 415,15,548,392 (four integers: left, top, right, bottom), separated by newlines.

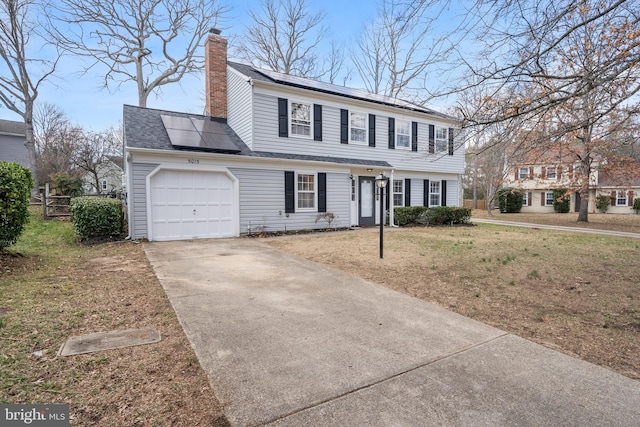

205,28,227,119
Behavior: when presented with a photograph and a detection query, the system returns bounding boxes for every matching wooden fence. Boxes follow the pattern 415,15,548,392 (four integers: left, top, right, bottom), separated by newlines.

41,183,72,219
463,199,486,210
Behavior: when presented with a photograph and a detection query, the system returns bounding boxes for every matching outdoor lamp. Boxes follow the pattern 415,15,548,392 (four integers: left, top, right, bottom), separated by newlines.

375,173,388,258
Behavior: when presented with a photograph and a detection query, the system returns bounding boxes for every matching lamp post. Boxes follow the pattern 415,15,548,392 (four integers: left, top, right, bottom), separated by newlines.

376,173,388,259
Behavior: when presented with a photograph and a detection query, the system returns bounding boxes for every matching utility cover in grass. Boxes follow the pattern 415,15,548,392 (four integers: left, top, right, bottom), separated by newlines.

58,327,161,356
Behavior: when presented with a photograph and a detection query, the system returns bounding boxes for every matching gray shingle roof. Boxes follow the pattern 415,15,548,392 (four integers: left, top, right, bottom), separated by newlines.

0,119,26,136
123,105,392,168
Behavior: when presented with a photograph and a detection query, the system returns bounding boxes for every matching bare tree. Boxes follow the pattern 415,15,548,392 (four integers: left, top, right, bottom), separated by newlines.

456,0,640,222
0,0,61,180
33,102,83,185
73,126,123,196
352,0,457,100
235,0,327,78
52,0,228,107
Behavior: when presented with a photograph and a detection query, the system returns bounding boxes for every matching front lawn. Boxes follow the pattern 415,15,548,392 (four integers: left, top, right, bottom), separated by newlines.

0,209,227,425
266,223,640,380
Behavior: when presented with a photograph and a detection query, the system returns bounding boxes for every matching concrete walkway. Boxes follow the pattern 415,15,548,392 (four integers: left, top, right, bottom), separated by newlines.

472,218,640,238
145,238,640,426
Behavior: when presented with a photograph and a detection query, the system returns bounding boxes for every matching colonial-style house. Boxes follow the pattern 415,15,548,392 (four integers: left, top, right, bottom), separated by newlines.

504,156,638,214
123,30,464,241
82,156,124,197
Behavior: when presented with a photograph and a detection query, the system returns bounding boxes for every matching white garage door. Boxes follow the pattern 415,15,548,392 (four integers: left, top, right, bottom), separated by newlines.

149,170,237,241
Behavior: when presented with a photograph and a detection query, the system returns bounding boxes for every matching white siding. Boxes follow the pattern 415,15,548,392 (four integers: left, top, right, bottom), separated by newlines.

229,167,351,233
251,91,465,175
227,67,253,148
0,134,30,170
131,162,159,239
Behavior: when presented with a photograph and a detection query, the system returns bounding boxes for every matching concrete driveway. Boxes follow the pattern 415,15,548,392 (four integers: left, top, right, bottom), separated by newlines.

144,238,640,426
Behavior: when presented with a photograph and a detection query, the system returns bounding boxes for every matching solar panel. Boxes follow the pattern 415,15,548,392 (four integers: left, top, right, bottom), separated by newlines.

256,68,438,115
161,115,241,154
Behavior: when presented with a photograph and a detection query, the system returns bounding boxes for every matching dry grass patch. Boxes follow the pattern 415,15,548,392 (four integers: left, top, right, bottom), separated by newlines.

266,224,640,380
0,210,228,426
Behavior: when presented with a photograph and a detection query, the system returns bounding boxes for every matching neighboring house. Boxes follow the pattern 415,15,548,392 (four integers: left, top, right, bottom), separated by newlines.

0,119,30,173
82,156,124,196
504,155,638,213
596,169,639,214
124,31,464,241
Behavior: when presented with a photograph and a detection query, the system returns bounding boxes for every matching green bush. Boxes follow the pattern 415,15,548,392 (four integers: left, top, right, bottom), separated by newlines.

393,206,428,226
633,197,640,214
595,195,610,213
50,173,84,197
0,162,34,250
71,197,123,241
497,187,523,213
394,206,471,226
552,188,570,213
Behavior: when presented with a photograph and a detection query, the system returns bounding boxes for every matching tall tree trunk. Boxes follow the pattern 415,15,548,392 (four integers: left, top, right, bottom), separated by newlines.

577,156,591,222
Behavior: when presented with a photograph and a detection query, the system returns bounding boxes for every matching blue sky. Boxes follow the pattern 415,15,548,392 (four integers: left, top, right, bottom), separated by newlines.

2,0,452,130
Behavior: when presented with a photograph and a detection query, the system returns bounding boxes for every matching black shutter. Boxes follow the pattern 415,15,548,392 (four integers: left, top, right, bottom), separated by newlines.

441,180,447,206
318,173,327,212
423,179,430,207
404,178,411,207
369,114,376,147
285,171,295,213
340,109,348,144
278,98,288,137
314,104,322,141
388,117,395,149
411,122,418,152
428,124,435,153
448,128,454,155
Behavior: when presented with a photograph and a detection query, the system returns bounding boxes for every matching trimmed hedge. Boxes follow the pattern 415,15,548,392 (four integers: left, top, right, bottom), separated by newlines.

497,187,523,213
71,197,123,241
634,197,640,214
0,162,34,250
394,206,472,226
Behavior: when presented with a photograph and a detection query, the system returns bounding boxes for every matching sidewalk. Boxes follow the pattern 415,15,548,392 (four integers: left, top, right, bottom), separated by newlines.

472,218,640,238
145,238,640,426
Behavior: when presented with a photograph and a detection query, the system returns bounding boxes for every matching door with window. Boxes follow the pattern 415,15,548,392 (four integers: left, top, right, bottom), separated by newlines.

358,176,375,226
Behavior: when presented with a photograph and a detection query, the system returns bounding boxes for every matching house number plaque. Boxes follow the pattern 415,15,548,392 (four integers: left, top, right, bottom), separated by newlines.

188,159,200,164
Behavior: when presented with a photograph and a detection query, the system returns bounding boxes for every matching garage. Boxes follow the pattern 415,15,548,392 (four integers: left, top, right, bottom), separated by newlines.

149,169,238,241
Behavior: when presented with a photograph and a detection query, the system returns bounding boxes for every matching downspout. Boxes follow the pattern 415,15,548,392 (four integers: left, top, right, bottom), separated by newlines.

124,150,133,240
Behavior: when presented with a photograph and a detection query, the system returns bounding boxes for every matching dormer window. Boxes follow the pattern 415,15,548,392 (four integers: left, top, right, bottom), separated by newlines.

547,166,557,179
290,101,311,137
396,120,410,149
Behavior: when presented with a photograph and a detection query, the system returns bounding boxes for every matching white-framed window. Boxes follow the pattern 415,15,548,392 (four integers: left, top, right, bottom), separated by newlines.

430,181,440,207
519,167,529,180
435,127,448,152
546,166,557,179
545,192,554,206
396,120,411,149
617,190,628,206
290,101,312,138
393,180,404,207
101,180,108,191
296,172,316,210
522,192,529,206
350,111,367,144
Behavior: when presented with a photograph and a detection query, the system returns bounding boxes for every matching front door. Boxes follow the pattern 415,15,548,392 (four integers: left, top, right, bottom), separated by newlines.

359,176,375,226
